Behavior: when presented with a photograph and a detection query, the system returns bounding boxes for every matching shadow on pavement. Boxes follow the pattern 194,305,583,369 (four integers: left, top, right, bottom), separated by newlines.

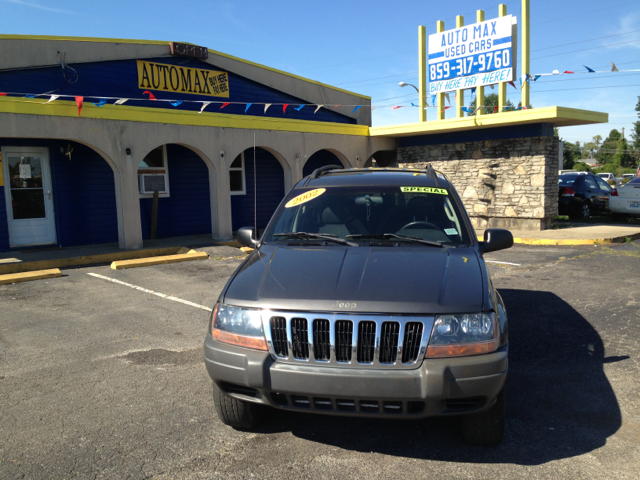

255,289,621,465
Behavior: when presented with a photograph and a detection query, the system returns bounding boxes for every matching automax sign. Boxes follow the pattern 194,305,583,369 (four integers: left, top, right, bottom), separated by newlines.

428,15,517,94
137,60,230,97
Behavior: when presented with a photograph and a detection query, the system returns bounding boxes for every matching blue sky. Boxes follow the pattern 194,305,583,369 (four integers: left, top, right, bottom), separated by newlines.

2,0,639,145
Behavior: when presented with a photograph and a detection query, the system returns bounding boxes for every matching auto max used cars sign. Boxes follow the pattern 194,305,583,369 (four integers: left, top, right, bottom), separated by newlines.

137,60,230,97
428,15,517,94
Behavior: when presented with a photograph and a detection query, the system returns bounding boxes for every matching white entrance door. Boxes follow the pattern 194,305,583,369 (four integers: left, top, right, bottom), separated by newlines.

2,147,57,247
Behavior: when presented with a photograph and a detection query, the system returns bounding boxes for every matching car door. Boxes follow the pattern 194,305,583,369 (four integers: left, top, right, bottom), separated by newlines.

583,176,601,211
594,176,612,212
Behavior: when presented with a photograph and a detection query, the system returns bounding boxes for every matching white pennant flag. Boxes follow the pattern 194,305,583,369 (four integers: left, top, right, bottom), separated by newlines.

115,99,128,105
45,95,60,104
264,103,272,113
372,106,377,111
314,104,323,114
199,102,212,113
444,93,450,105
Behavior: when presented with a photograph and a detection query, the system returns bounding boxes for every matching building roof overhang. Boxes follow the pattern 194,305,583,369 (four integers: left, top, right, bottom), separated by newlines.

369,106,608,138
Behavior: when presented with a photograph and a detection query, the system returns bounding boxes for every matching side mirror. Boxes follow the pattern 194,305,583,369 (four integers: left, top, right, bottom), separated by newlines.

481,228,513,254
236,226,259,248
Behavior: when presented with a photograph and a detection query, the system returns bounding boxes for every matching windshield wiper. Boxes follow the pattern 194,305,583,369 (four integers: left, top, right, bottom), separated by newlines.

346,233,443,247
273,232,359,247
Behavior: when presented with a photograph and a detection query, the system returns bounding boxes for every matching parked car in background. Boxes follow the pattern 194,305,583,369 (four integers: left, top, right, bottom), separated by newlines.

597,173,616,182
559,173,613,219
609,177,640,219
622,173,637,184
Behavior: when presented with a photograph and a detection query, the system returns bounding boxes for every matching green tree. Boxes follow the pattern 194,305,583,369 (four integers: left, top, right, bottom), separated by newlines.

632,96,640,150
466,93,514,115
597,129,621,165
612,137,633,167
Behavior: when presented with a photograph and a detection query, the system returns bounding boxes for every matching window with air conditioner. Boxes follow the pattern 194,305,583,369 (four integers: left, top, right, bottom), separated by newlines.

229,153,246,195
138,145,170,197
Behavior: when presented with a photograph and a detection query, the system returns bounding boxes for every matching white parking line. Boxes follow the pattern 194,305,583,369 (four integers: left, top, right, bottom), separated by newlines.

485,260,521,266
87,272,213,312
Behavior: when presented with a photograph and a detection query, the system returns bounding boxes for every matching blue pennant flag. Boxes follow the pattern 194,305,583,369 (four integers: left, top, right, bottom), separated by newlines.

431,95,436,105
470,88,476,96
295,104,305,111
411,103,418,107
502,106,511,112
351,105,361,113
26,94,35,98
584,65,595,73
515,106,523,111
244,103,253,113
533,75,541,82
461,107,471,113
169,100,183,107
92,98,107,107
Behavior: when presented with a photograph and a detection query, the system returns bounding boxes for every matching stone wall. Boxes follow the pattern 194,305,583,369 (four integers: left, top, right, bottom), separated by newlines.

398,136,559,231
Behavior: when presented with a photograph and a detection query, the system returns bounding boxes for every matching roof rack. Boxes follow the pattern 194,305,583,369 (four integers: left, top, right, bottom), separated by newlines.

304,164,343,185
425,163,440,187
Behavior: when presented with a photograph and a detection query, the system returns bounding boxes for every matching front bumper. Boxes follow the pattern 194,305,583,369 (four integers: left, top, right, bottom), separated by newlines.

204,335,508,418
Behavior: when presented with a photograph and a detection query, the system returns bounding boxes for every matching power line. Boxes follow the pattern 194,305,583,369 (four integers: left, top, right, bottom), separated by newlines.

532,38,640,61
533,29,640,53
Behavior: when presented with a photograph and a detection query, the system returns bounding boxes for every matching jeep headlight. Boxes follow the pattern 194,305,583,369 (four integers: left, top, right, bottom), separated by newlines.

211,304,267,350
426,313,499,358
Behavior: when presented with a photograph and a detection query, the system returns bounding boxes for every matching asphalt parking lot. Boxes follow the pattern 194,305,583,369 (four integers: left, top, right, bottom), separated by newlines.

1,241,639,479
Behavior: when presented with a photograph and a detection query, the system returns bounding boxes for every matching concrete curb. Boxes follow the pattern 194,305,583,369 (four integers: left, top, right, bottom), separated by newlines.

477,232,640,246
0,246,192,275
110,251,209,270
0,268,62,285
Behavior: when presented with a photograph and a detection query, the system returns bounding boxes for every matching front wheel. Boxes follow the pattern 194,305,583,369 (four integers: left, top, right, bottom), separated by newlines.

213,383,262,430
570,202,590,220
459,389,505,446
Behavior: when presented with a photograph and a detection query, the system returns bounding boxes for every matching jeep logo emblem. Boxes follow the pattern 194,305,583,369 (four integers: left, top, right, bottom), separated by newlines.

336,302,357,309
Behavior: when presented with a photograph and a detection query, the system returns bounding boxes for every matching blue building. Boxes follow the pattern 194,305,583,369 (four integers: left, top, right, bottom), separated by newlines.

0,35,394,252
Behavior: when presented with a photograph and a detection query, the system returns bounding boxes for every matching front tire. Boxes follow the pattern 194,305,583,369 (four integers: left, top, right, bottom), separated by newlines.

570,202,590,220
460,389,505,446
213,383,262,430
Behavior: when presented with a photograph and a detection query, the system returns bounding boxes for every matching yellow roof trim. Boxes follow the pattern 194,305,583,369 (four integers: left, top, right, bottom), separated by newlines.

370,107,608,137
0,34,371,100
0,96,369,136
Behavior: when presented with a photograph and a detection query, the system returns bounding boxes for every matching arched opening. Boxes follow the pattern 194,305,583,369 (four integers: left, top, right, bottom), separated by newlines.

303,149,346,177
230,147,285,231
0,139,119,250
138,144,211,240
364,150,398,168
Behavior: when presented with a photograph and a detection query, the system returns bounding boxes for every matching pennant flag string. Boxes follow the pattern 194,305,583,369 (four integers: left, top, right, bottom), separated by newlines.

75,96,83,117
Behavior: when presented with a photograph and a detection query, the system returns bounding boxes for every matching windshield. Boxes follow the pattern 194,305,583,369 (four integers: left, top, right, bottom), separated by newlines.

264,185,472,246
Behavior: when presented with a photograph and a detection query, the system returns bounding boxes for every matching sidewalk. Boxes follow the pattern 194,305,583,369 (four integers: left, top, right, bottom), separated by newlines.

477,224,640,246
0,234,221,274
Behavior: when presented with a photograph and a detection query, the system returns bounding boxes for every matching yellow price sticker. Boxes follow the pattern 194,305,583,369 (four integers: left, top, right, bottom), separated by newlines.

285,188,326,208
400,186,448,195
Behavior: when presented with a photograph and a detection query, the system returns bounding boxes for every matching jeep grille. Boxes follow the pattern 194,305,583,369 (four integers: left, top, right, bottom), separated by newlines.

263,312,432,369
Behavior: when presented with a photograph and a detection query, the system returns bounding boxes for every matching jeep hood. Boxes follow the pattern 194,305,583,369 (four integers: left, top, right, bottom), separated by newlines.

223,245,485,315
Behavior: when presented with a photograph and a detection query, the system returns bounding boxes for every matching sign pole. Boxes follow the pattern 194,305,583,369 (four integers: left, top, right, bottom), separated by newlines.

498,4,507,112
455,15,464,118
475,10,485,116
522,0,530,108
436,20,445,120
419,25,427,122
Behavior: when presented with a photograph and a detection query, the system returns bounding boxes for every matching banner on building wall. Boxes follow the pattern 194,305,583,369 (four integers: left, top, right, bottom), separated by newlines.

428,15,517,94
136,60,230,98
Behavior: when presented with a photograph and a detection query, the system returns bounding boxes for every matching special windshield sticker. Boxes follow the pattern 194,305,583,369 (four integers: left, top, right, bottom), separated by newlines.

445,228,458,236
285,188,326,208
400,186,448,195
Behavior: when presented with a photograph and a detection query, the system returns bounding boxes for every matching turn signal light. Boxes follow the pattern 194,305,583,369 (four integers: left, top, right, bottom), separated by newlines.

562,187,575,197
610,188,618,197
211,328,268,350
426,338,500,358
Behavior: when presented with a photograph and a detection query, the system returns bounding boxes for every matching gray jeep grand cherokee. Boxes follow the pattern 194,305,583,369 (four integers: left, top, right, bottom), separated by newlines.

204,166,513,445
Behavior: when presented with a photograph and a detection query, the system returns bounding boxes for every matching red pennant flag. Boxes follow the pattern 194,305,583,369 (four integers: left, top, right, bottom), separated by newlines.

0,92,6,96
143,91,157,100
220,102,230,109
75,96,84,117
392,106,403,109
563,71,574,74
494,106,499,113
508,81,516,89
283,104,289,113
444,106,451,110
